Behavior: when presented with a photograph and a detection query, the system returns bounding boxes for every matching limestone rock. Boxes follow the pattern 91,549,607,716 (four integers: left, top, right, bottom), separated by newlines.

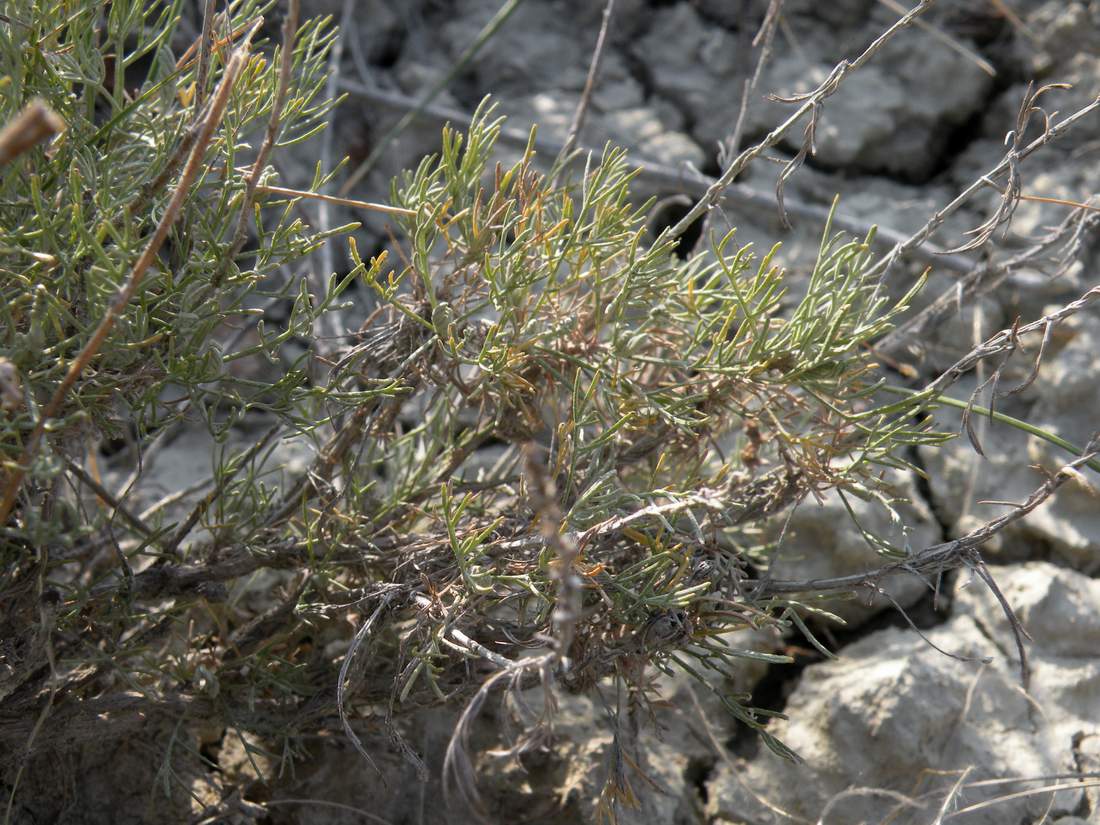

706,563,1099,824
919,309,1100,573
765,470,941,627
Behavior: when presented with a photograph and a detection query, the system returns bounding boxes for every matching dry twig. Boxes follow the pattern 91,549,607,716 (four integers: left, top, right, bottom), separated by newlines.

553,0,616,175
666,0,935,239
0,99,64,167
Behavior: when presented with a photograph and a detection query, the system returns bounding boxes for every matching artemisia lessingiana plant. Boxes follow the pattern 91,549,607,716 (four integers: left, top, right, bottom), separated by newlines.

0,1,991,819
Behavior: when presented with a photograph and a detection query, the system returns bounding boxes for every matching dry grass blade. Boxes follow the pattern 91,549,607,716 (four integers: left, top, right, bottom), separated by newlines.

877,0,996,76
194,0,218,110
942,779,1100,819
255,184,417,216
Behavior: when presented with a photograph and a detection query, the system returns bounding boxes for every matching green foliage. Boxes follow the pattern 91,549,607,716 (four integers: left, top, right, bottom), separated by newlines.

0,0,354,520
340,102,948,759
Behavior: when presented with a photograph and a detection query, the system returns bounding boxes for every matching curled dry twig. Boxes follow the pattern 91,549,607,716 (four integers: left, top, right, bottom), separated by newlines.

666,0,935,240
336,589,399,776
442,653,555,817
866,84,1100,285
758,431,1100,601
876,205,1100,357
922,283,1100,402
942,83,1067,254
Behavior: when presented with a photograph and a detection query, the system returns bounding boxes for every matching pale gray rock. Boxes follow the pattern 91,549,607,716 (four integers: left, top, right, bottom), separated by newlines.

805,65,907,169
695,0,876,31
590,59,647,112
561,0,649,32
500,91,706,173
1027,308,1100,450
659,8,993,178
888,268,1016,373
1030,1,1100,64
633,3,742,148
1010,165,1100,240
1011,311,1100,571
917,414,1088,568
920,308,1100,572
784,0,876,28
765,470,941,627
439,0,590,95
706,563,1100,824
602,105,707,169
827,174,954,240
975,63,1100,158
509,688,709,825
952,561,1100,658
765,27,989,178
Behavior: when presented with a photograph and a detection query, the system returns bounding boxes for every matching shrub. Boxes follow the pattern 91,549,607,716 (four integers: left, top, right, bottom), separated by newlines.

2,1,1096,821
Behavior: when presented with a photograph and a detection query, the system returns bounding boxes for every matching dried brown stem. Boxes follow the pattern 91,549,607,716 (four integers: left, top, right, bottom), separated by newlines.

128,15,262,217
554,0,616,174
213,0,300,288
523,445,581,663
666,0,935,240
0,99,64,167
255,183,417,217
